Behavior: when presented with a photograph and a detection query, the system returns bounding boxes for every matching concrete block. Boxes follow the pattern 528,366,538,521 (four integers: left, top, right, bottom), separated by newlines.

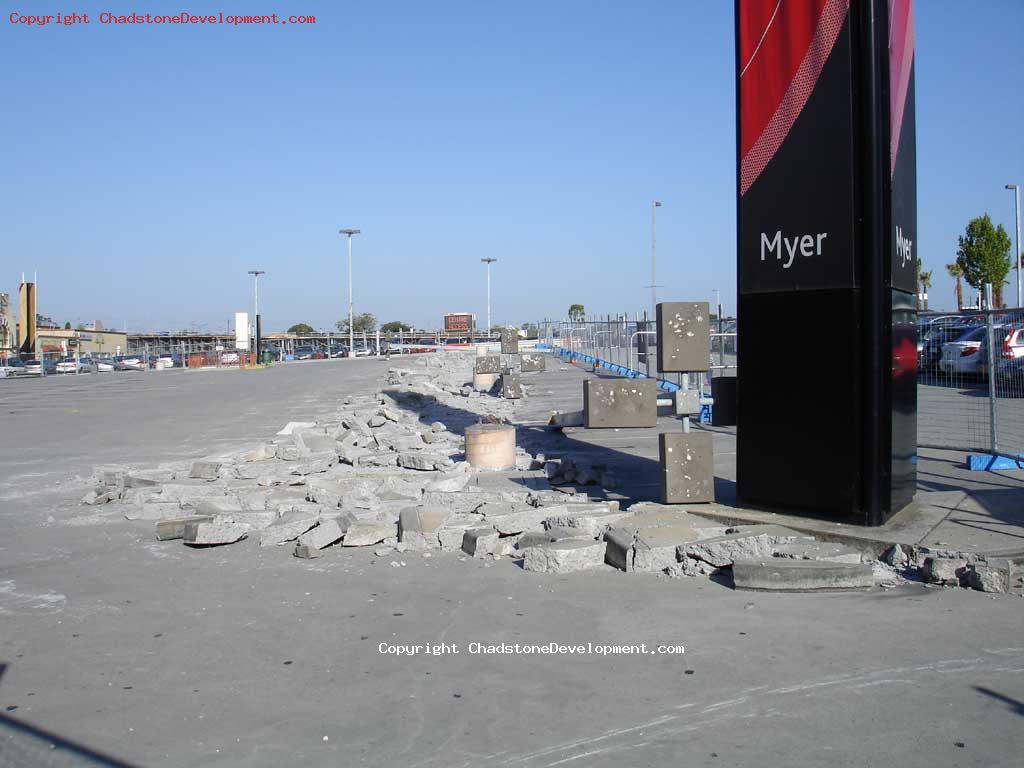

296,518,345,551
343,520,396,547
398,507,450,549
156,484,228,503
475,355,502,374
520,353,546,372
632,524,701,572
502,374,523,399
500,329,519,354
183,521,250,546
189,461,222,481
674,390,701,416
294,543,322,559
731,559,874,591
921,556,968,586
462,527,499,557
964,560,1011,593
126,468,176,487
604,527,637,571
583,380,657,429
125,502,182,521
424,469,472,493
523,540,606,573
659,431,714,504
437,513,485,552
656,301,710,373
357,453,398,468
156,515,214,541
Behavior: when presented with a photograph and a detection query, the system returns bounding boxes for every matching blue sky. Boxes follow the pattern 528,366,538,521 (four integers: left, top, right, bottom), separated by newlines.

2,0,1022,332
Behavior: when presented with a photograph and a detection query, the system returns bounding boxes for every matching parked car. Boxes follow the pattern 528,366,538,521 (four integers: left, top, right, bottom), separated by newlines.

56,357,88,374
0,358,26,377
23,359,57,375
919,324,973,371
93,358,115,372
938,325,1023,377
294,346,315,360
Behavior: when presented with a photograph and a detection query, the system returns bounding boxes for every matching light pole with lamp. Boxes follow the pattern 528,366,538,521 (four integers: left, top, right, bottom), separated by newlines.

339,228,361,354
1007,184,1021,308
481,257,497,338
247,269,264,360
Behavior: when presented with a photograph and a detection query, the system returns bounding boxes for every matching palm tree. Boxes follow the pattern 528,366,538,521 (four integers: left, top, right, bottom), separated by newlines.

919,269,932,311
568,304,585,323
946,262,964,310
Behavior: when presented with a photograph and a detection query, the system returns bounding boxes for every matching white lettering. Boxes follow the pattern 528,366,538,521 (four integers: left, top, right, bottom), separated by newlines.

896,226,913,267
760,230,827,269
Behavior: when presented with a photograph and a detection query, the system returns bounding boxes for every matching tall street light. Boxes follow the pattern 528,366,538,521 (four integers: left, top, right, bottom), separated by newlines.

649,201,662,321
481,257,497,337
1007,184,1021,308
339,228,361,353
247,269,264,355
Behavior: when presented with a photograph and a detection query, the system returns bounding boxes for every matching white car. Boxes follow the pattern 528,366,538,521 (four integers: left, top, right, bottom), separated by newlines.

93,359,115,372
939,325,1024,377
56,358,87,374
122,357,146,370
23,360,42,375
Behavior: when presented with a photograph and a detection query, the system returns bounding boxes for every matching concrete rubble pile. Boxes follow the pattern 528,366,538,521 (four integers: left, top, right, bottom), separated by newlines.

80,352,1017,594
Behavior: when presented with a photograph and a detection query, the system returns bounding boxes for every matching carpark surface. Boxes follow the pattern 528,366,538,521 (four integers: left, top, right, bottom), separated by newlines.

1,356,1022,768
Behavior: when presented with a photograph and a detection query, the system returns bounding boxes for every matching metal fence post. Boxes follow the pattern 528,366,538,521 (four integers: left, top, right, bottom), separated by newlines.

985,283,999,455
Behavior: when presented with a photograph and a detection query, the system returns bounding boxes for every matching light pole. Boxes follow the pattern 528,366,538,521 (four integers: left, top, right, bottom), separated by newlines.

339,228,361,353
247,269,264,356
1007,184,1021,308
650,201,662,320
481,258,497,337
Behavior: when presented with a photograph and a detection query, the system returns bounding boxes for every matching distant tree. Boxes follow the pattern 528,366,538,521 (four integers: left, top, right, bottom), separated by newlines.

917,260,933,311
946,262,964,310
568,304,585,322
380,320,412,333
336,312,377,334
287,323,315,334
521,323,538,339
64,321,72,330
956,214,1012,308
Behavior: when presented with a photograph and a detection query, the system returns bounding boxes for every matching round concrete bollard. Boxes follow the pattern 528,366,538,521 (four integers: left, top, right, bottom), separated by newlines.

473,372,498,390
476,344,490,357
465,423,516,470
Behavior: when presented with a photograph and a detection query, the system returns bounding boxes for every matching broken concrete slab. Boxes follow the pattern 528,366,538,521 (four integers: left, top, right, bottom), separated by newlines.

189,461,222,481
343,520,397,547
478,502,557,535
183,521,250,546
437,513,485,552
233,460,282,480
542,505,630,537
583,379,657,429
156,515,214,541
398,507,450,550
922,556,968,586
398,453,448,471
632,524,702,572
424,469,471,493
462,527,499,557
963,560,1011,593
771,541,863,564
237,444,277,462
296,518,345,552
682,526,814,568
125,502,184,521
153,484,228,503
659,431,714,504
125,468,176,487
258,513,320,546
277,421,316,436
731,559,874,592
522,540,606,574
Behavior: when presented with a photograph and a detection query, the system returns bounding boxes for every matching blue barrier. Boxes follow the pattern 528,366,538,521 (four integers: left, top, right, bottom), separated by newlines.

966,453,1024,472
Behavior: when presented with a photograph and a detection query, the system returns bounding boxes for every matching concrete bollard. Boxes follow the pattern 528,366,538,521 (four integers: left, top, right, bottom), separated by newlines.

465,423,516,470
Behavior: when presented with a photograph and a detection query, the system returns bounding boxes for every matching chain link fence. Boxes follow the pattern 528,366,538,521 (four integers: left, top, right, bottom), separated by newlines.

537,304,1024,463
